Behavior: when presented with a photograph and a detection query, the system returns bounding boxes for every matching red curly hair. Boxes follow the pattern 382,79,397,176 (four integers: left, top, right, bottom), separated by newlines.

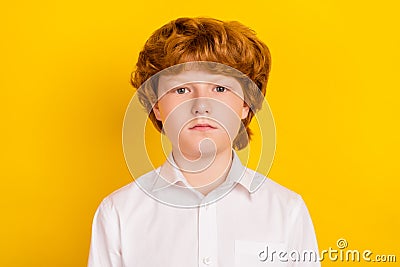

131,17,271,150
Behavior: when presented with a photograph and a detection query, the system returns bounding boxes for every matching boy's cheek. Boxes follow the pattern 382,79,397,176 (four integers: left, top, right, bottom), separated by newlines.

161,103,193,139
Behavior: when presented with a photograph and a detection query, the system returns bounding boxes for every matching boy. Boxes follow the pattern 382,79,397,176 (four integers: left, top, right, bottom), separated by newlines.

88,17,320,266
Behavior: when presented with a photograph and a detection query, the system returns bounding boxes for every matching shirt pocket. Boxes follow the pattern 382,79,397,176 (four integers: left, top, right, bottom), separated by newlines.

234,240,288,267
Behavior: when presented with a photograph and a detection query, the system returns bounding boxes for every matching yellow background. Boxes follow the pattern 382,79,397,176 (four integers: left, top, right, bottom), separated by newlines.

1,0,399,266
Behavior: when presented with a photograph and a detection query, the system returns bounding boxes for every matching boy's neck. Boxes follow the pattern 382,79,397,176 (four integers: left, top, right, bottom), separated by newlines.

172,147,233,196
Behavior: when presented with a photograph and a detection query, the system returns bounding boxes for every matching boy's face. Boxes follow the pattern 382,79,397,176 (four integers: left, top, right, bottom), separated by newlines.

153,70,249,160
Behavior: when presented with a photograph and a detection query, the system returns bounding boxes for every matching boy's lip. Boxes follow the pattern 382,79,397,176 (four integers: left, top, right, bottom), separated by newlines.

188,121,218,131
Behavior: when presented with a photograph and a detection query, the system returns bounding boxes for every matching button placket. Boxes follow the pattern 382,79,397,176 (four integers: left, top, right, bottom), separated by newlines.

198,202,218,266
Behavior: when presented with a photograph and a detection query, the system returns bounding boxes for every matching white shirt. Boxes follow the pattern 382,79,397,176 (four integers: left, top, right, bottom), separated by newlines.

88,152,320,267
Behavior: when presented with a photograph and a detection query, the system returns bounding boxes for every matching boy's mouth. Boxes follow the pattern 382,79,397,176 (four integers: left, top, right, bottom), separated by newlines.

189,122,217,131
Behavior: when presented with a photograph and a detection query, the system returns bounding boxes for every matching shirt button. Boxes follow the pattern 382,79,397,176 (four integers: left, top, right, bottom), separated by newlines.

203,256,212,265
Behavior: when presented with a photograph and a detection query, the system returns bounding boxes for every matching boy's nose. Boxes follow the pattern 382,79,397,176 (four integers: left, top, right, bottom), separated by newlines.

191,97,212,115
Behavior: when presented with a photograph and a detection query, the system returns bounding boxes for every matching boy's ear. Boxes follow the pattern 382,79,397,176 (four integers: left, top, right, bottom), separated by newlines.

241,103,250,120
153,103,162,121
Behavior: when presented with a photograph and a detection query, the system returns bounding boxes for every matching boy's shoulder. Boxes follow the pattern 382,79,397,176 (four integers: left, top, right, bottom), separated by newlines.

246,168,304,205
97,170,159,210
263,176,302,200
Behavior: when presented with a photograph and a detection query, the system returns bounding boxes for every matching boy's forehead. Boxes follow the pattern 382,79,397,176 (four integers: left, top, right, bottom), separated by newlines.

157,69,244,98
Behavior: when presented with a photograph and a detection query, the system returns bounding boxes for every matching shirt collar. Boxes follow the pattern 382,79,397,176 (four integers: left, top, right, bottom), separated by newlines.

151,153,190,192
150,150,262,194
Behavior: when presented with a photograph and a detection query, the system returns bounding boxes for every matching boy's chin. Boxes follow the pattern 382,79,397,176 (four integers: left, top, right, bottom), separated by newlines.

177,139,232,161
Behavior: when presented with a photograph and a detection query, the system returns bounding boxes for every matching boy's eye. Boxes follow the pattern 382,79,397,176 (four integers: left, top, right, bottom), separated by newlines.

214,86,227,93
175,87,189,94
